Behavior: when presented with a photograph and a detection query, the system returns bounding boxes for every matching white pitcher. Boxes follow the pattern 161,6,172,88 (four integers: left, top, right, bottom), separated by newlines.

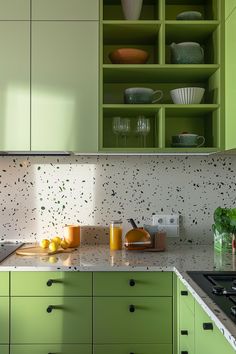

121,0,143,20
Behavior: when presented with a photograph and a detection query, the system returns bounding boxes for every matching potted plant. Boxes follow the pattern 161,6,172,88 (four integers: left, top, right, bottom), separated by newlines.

212,207,236,252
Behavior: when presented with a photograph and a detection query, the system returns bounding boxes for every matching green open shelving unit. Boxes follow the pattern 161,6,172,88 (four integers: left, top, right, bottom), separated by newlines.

99,0,224,154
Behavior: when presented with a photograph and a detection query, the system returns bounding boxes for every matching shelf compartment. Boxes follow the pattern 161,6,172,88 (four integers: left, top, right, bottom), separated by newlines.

102,109,161,149
103,0,160,21
165,0,219,21
165,23,220,64
165,21,220,42
164,107,220,148
103,21,161,45
103,64,219,83
103,80,219,105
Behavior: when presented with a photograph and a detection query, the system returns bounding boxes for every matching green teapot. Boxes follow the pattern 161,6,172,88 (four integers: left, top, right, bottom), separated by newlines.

170,42,204,64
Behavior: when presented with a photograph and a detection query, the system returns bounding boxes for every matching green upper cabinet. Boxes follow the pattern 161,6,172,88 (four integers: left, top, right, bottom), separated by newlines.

225,0,236,19
225,6,236,150
31,0,99,20
0,0,30,20
195,300,235,354
0,21,30,151
31,21,98,152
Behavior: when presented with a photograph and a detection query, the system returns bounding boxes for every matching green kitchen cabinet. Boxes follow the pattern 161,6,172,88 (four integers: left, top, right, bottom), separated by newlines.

100,0,223,153
11,271,92,296
11,297,92,344
0,298,9,344
93,271,172,296
0,21,30,151
179,304,194,354
11,344,92,354
0,0,29,20
225,7,236,150
225,0,236,19
0,345,8,354
195,301,235,354
93,297,172,344
31,20,98,152
32,0,99,20
94,344,172,354
0,272,9,296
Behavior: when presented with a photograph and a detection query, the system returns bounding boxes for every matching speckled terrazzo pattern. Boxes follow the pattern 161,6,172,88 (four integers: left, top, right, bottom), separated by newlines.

0,155,235,243
1,243,236,350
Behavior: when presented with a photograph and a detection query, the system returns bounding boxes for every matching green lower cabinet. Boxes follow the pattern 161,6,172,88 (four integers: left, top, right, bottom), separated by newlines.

0,272,9,296
179,304,194,354
93,297,172,344
11,297,92,344
0,298,9,344
0,345,8,354
195,301,235,354
94,344,172,354
10,344,91,354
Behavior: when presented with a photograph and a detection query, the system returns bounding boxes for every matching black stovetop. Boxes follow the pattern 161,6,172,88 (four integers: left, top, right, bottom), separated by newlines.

0,243,23,263
188,271,236,323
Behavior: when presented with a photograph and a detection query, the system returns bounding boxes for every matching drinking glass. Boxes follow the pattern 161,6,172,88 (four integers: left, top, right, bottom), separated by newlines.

112,117,122,147
136,116,150,147
120,118,131,147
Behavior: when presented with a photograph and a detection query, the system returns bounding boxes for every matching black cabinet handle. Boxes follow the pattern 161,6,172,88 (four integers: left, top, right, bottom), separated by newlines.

129,305,135,313
129,279,135,287
130,352,135,354
181,351,188,354
203,322,213,330
181,290,188,296
47,279,54,287
46,305,54,313
181,330,188,336
47,279,62,287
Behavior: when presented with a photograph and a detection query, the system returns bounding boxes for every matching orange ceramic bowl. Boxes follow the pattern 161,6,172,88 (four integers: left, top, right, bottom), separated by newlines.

109,48,149,64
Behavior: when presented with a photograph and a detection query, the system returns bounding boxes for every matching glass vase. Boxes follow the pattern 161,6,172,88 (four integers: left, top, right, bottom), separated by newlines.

214,229,232,252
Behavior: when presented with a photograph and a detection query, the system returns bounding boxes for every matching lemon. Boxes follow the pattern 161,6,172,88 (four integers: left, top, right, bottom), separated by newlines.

40,239,50,249
49,256,58,264
61,239,69,249
49,241,59,253
51,236,62,245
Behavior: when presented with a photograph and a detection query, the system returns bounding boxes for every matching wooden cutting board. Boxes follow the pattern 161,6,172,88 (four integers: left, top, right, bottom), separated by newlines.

16,246,76,256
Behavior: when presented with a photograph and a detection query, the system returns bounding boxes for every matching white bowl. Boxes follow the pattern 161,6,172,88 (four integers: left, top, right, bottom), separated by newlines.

170,87,205,104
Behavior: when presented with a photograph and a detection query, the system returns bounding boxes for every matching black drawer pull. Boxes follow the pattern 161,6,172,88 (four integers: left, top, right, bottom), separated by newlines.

46,305,54,313
181,290,188,296
181,330,188,336
130,352,135,354
203,322,213,330
47,279,54,287
129,305,135,313
181,351,188,354
129,279,136,287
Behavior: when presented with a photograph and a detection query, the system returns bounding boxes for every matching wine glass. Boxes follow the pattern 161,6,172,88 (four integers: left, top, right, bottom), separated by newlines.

136,116,150,147
112,117,122,147
120,118,131,147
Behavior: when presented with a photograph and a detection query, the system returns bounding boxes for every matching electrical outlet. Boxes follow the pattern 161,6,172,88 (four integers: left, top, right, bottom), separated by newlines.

152,215,166,226
152,214,180,237
166,214,179,226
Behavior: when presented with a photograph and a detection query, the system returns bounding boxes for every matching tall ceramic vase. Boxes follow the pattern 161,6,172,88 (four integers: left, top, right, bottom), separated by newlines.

121,0,143,20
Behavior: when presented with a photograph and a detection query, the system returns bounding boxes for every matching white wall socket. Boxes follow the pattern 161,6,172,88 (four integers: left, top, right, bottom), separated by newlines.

152,214,180,237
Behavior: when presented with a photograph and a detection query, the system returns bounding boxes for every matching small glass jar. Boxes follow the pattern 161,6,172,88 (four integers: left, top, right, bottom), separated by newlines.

110,220,122,251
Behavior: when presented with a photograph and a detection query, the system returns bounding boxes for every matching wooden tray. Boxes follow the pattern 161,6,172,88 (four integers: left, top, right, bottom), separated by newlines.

16,246,76,256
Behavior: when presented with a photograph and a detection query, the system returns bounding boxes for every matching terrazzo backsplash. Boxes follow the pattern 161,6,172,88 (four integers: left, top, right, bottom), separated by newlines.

0,155,235,245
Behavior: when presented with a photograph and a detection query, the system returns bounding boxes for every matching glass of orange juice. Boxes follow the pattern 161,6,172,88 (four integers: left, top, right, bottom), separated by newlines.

110,220,122,250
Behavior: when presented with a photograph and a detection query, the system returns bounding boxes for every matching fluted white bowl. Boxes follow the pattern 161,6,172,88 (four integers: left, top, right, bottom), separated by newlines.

170,87,205,104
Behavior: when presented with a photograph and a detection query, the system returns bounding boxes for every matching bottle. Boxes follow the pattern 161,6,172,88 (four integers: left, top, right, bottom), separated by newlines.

110,220,122,250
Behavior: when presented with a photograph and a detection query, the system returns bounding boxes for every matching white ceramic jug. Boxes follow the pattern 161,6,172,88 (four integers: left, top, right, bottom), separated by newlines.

121,0,143,20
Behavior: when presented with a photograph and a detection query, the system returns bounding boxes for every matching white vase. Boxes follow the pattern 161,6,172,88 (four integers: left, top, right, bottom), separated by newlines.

121,0,143,20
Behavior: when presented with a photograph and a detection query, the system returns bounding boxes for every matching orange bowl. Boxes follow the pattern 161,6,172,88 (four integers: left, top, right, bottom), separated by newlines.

109,48,149,64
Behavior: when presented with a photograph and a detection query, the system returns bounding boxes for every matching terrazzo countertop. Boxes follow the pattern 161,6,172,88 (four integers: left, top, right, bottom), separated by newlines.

1,243,236,351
